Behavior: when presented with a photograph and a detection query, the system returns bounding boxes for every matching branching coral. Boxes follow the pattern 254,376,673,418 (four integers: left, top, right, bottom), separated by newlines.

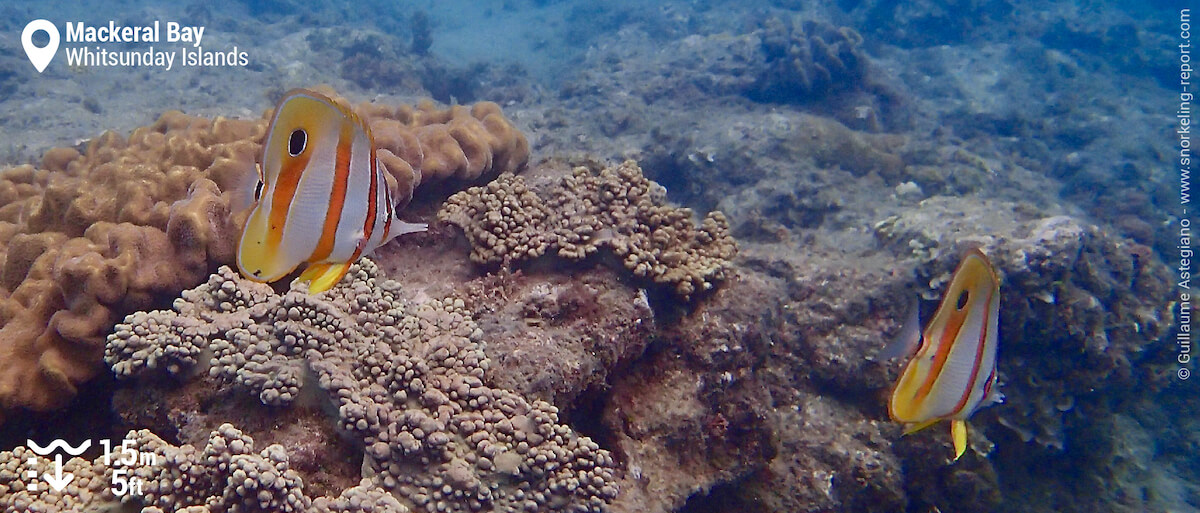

102,259,616,512
438,160,737,300
751,17,867,103
0,88,528,421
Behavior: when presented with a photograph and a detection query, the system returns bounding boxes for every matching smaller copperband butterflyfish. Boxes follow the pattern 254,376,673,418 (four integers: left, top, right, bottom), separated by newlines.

886,248,1004,461
237,89,426,294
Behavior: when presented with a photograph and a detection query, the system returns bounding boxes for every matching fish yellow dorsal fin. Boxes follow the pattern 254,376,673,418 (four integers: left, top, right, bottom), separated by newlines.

951,420,968,461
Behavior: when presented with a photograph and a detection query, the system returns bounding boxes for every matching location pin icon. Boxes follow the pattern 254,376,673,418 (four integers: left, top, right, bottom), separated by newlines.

22,20,59,73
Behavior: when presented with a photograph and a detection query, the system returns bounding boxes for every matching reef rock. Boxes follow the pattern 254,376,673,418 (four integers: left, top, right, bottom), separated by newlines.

872,195,1174,510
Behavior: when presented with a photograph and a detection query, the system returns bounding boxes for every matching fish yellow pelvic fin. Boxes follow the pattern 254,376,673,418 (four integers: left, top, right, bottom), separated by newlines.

297,261,354,294
951,420,968,461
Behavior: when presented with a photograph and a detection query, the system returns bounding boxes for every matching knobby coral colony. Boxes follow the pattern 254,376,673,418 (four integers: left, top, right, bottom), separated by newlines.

0,85,529,421
438,160,737,300
0,259,617,512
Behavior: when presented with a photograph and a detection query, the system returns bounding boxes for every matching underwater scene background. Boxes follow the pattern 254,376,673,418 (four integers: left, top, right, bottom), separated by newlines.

0,0,1193,512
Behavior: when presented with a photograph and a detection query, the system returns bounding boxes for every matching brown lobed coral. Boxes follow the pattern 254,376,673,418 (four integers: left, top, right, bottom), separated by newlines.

438,160,737,300
0,88,528,422
0,112,262,423
101,258,616,512
313,85,530,207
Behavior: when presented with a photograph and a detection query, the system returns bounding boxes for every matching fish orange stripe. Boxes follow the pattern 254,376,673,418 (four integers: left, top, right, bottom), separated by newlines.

352,147,380,261
950,287,995,415
907,276,974,405
381,168,393,241
911,307,969,404
311,120,354,261
267,146,313,254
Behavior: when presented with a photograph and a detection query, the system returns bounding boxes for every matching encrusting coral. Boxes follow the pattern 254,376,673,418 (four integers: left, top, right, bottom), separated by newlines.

0,87,528,422
438,160,737,300
99,258,616,512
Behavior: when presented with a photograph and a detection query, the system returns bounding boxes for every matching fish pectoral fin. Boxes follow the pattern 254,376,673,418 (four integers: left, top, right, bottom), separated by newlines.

951,420,968,461
902,418,943,436
877,295,923,361
296,261,353,294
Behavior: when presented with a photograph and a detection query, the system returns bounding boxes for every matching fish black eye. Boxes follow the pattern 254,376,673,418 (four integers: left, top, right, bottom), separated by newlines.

253,180,264,200
956,290,969,310
288,129,307,156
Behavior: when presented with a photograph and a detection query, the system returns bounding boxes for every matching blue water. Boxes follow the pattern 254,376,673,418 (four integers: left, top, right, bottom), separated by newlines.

0,1,1195,512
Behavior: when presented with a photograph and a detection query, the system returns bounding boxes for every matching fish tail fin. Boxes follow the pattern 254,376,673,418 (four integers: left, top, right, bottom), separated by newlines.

297,261,354,294
982,370,1005,407
394,220,428,235
951,420,968,461
902,418,942,436
384,220,428,244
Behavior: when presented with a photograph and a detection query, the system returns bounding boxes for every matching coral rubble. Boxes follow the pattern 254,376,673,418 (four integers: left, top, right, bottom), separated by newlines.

101,259,616,512
438,160,737,300
0,89,528,422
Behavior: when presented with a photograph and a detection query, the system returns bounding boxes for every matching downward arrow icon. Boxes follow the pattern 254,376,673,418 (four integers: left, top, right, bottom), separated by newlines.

43,454,74,491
